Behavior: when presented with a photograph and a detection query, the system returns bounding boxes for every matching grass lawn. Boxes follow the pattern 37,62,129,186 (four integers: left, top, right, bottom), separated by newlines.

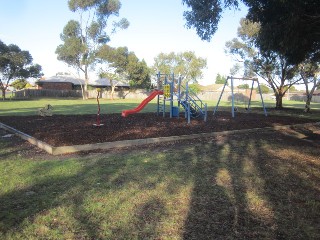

0,98,320,239
1,97,320,116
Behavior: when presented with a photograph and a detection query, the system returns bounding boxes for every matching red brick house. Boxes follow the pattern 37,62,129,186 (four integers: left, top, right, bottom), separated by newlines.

36,75,85,90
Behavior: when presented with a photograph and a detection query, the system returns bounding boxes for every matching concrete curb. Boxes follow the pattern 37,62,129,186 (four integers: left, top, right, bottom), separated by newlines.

1,121,319,155
0,122,54,154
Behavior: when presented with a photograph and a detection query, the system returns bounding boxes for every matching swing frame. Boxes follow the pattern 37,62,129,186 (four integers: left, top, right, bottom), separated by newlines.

213,76,268,117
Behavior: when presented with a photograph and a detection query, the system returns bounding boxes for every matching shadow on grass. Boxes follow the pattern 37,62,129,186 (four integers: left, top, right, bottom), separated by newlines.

0,128,320,239
183,130,320,239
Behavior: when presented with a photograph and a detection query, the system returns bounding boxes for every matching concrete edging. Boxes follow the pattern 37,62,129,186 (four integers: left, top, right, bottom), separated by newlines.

1,121,319,155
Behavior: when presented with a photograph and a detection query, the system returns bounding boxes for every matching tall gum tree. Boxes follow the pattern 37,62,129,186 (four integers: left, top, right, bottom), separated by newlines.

0,40,42,99
182,0,320,65
55,0,129,99
225,19,301,109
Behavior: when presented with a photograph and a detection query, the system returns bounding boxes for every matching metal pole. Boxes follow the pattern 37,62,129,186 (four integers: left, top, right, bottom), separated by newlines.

157,72,160,89
231,76,235,117
213,77,228,115
204,103,207,122
157,94,160,116
170,81,173,118
257,80,268,116
247,80,254,111
186,82,191,124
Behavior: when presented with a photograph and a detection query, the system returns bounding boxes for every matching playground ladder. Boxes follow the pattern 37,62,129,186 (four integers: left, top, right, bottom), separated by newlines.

157,94,165,116
179,86,206,118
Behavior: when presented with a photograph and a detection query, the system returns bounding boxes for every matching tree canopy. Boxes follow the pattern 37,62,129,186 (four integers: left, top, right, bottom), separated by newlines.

153,51,207,83
55,0,129,98
182,0,320,64
0,40,42,99
97,45,151,88
215,73,227,84
11,79,29,90
225,19,300,108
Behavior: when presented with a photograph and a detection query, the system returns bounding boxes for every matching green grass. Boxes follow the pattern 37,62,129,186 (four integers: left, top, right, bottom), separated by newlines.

1,97,320,116
1,98,320,238
0,98,158,116
1,128,320,239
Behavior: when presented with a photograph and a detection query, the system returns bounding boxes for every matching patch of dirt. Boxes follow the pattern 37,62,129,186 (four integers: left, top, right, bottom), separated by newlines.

0,110,319,147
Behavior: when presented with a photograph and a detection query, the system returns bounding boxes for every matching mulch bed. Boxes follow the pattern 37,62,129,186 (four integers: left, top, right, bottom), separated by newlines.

0,110,318,147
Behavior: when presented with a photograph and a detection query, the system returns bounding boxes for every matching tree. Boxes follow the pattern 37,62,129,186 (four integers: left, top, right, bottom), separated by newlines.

299,62,320,112
245,0,320,65
225,19,301,109
11,79,29,90
99,71,122,100
182,0,320,64
153,51,207,83
0,40,42,99
237,83,249,89
215,73,227,84
55,0,129,99
256,84,269,94
188,83,202,94
97,45,151,91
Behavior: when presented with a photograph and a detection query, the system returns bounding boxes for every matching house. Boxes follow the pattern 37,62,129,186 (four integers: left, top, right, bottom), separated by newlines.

37,75,85,90
313,90,320,96
37,75,130,91
89,78,130,90
199,84,232,92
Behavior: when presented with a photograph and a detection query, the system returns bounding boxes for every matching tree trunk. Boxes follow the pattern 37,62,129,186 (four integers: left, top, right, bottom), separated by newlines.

1,89,5,100
275,94,284,109
84,67,89,100
304,94,312,113
111,86,115,100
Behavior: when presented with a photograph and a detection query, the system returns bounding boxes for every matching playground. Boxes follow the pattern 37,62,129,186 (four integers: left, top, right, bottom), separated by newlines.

1,74,319,148
0,110,319,147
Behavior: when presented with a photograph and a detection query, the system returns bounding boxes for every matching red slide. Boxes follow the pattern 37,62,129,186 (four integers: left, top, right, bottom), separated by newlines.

122,90,163,117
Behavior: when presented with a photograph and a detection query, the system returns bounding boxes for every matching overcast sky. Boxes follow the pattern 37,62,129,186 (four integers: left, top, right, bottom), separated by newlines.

0,0,247,85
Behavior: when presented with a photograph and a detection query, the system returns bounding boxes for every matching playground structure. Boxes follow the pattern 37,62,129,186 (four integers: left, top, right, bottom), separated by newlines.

156,72,207,124
214,76,268,117
121,72,207,123
121,90,163,117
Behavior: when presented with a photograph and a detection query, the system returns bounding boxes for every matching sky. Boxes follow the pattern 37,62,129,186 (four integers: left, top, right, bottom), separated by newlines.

0,0,248,86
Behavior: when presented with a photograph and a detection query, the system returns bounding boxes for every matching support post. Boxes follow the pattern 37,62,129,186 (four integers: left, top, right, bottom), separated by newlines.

170,81,173,118
231,76,235,117
186,82,191,124
257,80,268,116
157,94,160,116
213,77,228,115
204,103,207,122
247,80,254,111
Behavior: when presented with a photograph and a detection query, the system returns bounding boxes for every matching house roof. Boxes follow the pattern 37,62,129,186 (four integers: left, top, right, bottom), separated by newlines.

38,75,85,85
37,75,130,87
200,84,231,91
89,78,130,87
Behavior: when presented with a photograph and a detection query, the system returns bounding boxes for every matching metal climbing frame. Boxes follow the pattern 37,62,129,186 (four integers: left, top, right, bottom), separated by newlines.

213,76,268,117
156,72,207,124
179,81,207,124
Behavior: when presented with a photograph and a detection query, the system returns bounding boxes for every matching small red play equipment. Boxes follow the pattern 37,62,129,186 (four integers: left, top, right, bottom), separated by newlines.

93,88,104,127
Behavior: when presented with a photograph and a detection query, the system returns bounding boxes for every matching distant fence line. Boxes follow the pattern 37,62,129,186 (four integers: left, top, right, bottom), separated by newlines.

6,89,320,103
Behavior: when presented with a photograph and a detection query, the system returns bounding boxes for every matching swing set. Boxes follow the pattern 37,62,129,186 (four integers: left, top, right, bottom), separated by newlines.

213,76,268,117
